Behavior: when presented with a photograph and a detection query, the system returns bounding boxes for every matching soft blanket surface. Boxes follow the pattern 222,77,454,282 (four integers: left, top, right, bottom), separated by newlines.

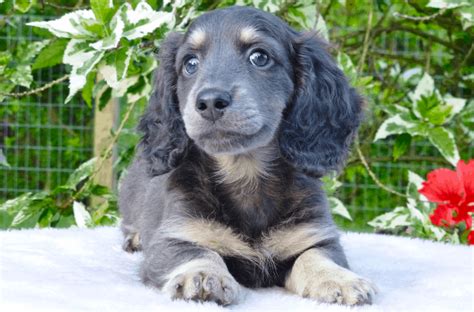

0,227,472,312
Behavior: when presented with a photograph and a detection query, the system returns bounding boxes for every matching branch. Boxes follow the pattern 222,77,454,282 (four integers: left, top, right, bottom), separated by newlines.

62,98,140,208
393,8,449,22
0,74,69,98
357,3,374,72
355,139,408,198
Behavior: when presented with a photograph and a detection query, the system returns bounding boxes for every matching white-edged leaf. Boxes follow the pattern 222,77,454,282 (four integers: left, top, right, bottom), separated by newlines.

410,73,443,119
27,10,97,39
374,114,423,141
337,52,357,82
427,127,459,166
90,11,124,50
407,171,425,197
120,2,175,40
315,14,329,40
459,6,474,30
65,158,97,189
427,0,470,9
406,198,425,223
97,47,134,92
329,197,352,221
444,95,467,120
368,207,411,230
64,40,105,102
0,149,9,167
73,201,92,228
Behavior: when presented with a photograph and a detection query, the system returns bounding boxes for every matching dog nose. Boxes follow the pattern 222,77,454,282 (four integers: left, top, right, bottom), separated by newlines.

195,89,231,121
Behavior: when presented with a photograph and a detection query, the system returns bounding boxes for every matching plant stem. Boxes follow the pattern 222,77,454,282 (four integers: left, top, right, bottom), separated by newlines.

0,74,69,98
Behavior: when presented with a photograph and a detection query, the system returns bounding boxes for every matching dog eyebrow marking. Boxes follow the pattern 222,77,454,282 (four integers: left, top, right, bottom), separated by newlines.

161,218,337,263
187,28,206,48
240,26,260,43
262,223,338,260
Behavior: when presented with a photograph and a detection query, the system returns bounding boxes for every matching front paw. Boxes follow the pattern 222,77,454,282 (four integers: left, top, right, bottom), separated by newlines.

306,271,377,305
286,249,377,306
163,259,241,305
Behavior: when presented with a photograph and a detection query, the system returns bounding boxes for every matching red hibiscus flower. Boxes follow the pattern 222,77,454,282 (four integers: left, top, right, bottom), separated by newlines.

418,160,474,245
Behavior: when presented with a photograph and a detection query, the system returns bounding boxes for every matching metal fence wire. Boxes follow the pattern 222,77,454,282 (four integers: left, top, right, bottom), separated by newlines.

0,15,94,199
0,15,472,231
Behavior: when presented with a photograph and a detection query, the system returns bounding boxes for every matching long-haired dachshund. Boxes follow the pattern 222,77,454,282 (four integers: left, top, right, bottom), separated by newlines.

119,6,377,306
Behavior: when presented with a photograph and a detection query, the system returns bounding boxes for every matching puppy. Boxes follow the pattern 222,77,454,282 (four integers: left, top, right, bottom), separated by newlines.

119,6,376,306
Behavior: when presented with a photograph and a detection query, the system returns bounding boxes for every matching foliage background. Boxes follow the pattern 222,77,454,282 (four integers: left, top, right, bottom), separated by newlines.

0,0,472,242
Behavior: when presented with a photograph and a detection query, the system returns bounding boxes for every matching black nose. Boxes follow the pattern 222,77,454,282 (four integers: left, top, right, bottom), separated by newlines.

195,89,231,121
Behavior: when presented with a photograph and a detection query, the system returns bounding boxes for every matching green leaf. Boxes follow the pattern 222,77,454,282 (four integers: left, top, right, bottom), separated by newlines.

321,173,342,196
32,39,68,70
329,197,352,221
91,0,116,25
410,73,440,114
415,93,451,125
428,127,460,166
82,71,96,108
393,133,411,160
337,52,357,83
64,158,97,190
98,87,112,110
14,0,33,13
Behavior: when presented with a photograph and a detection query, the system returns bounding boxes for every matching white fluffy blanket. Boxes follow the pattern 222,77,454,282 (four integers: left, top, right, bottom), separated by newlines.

0,227,472,312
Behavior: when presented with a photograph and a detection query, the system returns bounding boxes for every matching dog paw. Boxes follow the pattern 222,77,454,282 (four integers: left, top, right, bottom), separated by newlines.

163,262,240,305
306,271,377,305
122,233,142,253
286,250,377,306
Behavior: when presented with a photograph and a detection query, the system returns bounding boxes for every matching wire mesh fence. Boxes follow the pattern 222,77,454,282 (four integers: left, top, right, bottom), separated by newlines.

0,15,94,200
1,15,472,231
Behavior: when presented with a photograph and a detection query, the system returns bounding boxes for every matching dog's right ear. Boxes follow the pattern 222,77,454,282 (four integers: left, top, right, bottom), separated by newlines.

138,32,189,176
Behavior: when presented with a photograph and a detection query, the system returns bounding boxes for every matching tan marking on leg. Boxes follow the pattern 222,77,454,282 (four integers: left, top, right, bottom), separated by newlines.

161,218,263,264
262,223,337,260
285,249,377,306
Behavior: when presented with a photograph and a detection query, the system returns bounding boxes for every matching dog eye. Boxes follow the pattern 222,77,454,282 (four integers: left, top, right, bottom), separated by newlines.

249,50,269,67
184,57,199,75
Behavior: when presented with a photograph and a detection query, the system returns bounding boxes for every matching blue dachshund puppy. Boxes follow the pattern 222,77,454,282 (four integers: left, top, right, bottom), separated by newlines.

119,6,377,306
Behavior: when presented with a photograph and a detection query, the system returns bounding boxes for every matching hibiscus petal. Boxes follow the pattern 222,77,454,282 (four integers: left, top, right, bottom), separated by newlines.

429,204,458,228
467,231,474,245
457,159,474,205
419,168,462,205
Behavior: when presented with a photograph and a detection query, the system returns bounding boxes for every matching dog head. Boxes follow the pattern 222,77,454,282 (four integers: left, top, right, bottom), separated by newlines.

139,6,362,177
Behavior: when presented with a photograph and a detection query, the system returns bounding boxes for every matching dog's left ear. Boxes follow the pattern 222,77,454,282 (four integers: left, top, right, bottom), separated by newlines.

279,33,363,177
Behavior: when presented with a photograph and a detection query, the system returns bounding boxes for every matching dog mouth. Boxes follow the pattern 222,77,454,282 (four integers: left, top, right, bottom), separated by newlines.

194,125,272,155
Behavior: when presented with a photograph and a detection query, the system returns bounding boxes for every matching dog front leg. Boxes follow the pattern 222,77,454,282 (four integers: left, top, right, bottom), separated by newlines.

285,248,377,305
141,239,241,305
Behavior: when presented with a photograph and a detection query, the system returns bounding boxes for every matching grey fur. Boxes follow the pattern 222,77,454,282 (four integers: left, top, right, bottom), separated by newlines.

119,6,373,306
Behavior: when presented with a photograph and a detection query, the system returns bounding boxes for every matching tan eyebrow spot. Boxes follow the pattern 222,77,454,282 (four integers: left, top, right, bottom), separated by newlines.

240,26,259,43
188,28,206,48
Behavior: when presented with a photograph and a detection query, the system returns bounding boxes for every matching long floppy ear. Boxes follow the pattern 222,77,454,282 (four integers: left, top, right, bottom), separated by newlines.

279,33,363,177
138,32,189,176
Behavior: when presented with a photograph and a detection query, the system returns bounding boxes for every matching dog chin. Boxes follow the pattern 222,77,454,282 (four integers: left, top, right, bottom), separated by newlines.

194,126,273,155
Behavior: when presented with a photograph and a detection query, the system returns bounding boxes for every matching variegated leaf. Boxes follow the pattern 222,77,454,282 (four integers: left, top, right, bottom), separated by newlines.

427,127,460,166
